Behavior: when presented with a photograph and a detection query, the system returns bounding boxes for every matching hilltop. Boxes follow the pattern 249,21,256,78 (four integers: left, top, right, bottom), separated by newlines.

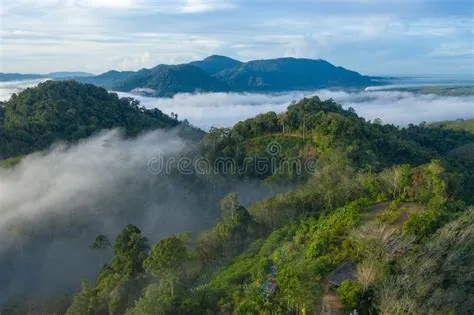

0,80,201,159
189,55,243,75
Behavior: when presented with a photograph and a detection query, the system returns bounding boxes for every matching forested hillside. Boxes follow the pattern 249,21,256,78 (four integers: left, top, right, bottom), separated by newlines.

429,118,474,132
1,95,473,314
0,80,194,159
113,64,230,96
213,58,373,91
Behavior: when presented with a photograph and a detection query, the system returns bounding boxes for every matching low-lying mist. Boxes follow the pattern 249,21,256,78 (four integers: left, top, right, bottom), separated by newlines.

0,128,275,302
117,89,474,129
2,80,472,129
0,79,49,101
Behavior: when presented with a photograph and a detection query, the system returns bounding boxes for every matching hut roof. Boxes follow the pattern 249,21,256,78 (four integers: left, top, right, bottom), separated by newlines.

327,261,356,286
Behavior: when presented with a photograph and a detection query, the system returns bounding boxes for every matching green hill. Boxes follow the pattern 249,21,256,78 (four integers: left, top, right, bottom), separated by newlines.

59,157,473,315
213,57,375,91
0,73,44,82
429,118,474,133
113,64,230,97
0,80,188,158
77,70,136,89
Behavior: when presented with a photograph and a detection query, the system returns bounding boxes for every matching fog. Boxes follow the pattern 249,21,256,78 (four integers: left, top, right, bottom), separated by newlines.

0,128,274,302
2,80,473,129
0,79,50,101
117,89,474,129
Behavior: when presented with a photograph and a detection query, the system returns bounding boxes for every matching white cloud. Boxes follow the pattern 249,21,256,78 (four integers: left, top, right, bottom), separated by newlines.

284,34,334,59
430,42,474,57
120,51,152,69
0,79,51,101
72,0,137,9
180,0,236,13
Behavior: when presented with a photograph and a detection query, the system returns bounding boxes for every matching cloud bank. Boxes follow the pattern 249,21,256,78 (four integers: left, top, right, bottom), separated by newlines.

1,80,472,128
0,126,278,301
0,78,50,101
0,129,190,300
117,88,474,130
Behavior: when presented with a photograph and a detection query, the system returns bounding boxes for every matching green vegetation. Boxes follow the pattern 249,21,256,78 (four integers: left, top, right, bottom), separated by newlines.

113,64,229,97
189,55,243,75
0,80,201,159
429,118,474,133
57,157,472,315
1,92,473,314
214,57,374,91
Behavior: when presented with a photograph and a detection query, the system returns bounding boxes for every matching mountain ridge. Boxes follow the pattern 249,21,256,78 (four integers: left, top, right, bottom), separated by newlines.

3,56,382,96
0,72,94,82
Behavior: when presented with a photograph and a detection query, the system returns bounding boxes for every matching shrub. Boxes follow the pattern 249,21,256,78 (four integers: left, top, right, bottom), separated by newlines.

337,280,363,310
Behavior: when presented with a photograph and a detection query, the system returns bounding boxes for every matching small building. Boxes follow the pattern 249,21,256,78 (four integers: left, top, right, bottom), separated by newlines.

327,261,356,287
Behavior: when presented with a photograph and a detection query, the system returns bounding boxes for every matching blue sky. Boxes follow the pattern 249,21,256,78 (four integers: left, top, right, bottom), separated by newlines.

1,0,473,76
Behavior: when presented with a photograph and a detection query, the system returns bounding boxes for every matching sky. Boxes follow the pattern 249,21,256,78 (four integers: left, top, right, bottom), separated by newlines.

0,0,473,76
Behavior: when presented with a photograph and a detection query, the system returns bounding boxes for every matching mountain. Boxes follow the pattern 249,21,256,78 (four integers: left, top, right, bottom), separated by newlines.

0,72,93,82
214,57,374,91
113,64,230,97
47,71,94,78
0,80,189,158
0,73,44,82
190,55,243,75
76,70,136,89
67,56,379,96
2,56,379,95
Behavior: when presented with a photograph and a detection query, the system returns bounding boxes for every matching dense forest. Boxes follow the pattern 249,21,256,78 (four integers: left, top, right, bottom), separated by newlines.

0,82,473,314
0,80,201,160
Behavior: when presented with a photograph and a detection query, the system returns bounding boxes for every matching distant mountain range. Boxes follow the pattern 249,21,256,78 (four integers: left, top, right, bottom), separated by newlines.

1,56,379,96
0,71,93,82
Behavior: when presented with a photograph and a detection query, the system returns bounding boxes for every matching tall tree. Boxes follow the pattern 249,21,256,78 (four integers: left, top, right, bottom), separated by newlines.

144,235,189,296
220,192,250,226
111,224,149,277
89,234,111,267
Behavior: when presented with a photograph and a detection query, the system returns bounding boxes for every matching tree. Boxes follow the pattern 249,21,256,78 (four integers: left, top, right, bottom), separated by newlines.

144,235,189,296
373,118,382,125
278,113,288,134
65,280,98,315
89,234,111,267
111,224,149,277
220,192,250,226
337,280,363,311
